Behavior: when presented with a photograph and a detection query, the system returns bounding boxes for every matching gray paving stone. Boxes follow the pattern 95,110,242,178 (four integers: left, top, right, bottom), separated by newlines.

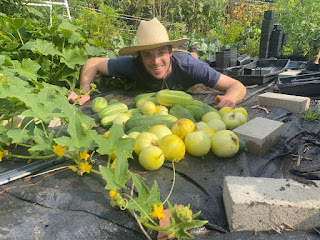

223,176,320,232
233,117,284,156
258,92,310,113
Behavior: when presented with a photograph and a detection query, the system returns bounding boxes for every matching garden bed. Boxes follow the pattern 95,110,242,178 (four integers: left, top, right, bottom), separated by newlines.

0,84,320,240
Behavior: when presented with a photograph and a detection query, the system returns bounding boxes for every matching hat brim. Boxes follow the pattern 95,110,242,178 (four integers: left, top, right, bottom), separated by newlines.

118,38,189,56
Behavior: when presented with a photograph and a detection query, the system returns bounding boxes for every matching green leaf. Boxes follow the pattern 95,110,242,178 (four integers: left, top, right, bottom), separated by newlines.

7,128,31,144
99,152,130,190
21,39,62,56
54,111,97,152
27,7,44,18
0,98,11,111
127,175,161,218
85,43,107,57
58,21,80,38
0,76,30,99
29,127,55,154
20,86,64,122
0,125,9,144
93,124,135,158
60,47,87,69
4,17,28,31
174,220,208,240
12,59,39,81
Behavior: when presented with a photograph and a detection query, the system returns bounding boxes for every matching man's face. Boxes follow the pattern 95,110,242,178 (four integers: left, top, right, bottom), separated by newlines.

139,46,172,80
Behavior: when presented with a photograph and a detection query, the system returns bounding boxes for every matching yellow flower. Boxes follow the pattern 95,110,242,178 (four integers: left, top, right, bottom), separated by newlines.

0,151,3,162
142,0,146,7
151,204,166,220
80,150,90,161
111,159,116,169
80,161,92,173
109,190,117,198
53,145,67,157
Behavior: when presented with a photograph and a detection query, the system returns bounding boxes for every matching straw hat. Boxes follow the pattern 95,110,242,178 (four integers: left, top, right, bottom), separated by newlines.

118,17,189,56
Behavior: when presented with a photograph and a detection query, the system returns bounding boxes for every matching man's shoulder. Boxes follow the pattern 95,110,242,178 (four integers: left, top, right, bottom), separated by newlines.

172,50,198,65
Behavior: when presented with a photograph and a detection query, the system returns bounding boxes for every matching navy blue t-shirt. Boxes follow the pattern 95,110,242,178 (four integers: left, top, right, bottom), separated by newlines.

108,51,221,91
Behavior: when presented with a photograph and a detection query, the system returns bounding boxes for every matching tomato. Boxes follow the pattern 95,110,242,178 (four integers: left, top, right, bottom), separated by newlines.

139,146,165,170
210,130,239,158
185,131,211,157
158,134,185,162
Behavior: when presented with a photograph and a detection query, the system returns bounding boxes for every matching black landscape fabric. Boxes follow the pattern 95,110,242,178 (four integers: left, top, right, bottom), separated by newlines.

0,86,320,240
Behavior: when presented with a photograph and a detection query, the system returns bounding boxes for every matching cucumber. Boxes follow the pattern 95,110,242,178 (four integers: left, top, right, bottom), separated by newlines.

169,105,196,122
97,103,128,119
156,89,193,107
125,114,178,131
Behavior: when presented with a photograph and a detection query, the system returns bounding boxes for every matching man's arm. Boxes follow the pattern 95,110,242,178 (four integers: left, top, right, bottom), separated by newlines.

213,74,246,109
68,57,110,105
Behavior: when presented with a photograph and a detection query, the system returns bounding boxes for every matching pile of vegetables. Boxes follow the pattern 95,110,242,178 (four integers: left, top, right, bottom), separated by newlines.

92,89,248,171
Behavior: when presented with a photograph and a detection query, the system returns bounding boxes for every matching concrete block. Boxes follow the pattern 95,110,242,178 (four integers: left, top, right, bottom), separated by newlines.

258,92,310,113
223,176,320,232
233,117,283,156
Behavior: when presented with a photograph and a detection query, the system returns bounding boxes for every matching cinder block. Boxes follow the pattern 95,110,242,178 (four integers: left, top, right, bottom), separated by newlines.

258,92,310,113
233,117,283,156
223,176,320,232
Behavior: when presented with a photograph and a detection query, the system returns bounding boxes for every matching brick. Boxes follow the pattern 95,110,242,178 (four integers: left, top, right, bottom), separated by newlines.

223,176,320,232
258,92,310,113
233,117,283,156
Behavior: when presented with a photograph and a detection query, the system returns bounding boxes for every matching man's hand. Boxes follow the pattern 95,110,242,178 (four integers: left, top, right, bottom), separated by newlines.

213,95,235,109
67,91,90,105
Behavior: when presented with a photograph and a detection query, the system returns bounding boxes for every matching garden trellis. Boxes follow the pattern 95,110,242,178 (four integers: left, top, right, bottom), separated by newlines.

22,0,72,25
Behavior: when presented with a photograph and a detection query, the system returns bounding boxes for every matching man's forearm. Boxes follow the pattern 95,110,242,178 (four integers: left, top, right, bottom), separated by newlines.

224,81,246,104
80,64,97,93
79,57,110,93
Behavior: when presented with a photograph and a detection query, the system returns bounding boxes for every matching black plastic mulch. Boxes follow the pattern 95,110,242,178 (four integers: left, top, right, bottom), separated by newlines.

0,86,320,240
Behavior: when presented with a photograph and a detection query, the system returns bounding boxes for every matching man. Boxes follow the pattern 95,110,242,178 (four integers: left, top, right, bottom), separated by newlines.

68,18,246,109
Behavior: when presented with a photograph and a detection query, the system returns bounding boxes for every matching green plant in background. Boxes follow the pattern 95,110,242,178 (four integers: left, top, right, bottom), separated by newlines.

74,3,125,49
300,109,320,122
276,0,320,59
0,13,107,89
